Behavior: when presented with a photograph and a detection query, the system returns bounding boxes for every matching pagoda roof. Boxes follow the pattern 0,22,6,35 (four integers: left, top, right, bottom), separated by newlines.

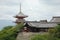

15,12,28,18
14,3,28,18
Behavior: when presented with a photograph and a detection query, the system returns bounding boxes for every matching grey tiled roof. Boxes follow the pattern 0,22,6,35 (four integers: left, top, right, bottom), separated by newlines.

27,22,58,28
25,16,60,28
50,16,60,22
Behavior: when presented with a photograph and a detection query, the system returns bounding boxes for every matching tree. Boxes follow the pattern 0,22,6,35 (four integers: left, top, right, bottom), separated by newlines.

0,23,24,40
53,24,60,38
48,24,60,40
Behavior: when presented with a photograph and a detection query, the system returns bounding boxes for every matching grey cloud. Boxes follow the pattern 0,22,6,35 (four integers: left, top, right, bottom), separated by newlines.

0,0,60,21
44,0,60,6
0,0,20,6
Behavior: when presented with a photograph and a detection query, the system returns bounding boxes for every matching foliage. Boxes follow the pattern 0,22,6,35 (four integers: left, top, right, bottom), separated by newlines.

0,23,24,40
31,34,48,40
48,24,60,40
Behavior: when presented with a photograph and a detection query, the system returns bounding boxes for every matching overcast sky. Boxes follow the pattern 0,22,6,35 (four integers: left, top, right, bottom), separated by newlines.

0,0,60,21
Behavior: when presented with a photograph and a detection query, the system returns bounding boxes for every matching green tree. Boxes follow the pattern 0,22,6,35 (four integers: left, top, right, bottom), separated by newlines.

48,24,60,40
0,23,24,40
31,34,48,40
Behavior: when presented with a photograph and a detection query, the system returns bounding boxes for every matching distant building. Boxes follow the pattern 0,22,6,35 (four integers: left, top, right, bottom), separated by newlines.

14,4,60,32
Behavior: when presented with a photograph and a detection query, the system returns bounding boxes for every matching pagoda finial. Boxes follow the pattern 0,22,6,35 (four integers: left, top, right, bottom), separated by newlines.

20,2,21,13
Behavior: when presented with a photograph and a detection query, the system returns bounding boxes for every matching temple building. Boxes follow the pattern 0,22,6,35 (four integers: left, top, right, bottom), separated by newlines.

14,4,60,32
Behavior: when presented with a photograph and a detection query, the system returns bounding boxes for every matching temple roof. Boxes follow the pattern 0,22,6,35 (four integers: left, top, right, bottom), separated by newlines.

26,22,58,28
50,16,60,22
25,16,60,28
15,11,28,18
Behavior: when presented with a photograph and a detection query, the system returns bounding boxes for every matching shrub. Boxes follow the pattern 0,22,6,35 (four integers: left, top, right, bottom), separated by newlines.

31,34,48,40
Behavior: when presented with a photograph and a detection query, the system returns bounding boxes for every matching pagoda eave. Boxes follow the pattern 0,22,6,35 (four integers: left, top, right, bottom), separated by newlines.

14,16,28,18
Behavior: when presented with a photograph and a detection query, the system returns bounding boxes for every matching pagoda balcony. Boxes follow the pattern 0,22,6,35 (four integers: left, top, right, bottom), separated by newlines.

15,19,25,23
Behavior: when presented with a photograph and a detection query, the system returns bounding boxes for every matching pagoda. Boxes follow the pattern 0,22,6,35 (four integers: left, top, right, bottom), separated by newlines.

14,4,28,24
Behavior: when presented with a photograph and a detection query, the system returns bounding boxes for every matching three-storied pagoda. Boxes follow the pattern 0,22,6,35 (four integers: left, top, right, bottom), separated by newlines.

14,4,28,24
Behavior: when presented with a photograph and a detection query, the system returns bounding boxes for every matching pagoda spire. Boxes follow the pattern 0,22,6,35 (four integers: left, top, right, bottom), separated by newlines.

20,3,21,13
